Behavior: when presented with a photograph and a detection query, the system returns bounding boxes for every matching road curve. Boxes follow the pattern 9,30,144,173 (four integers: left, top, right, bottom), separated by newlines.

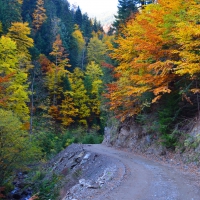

85,144,200,200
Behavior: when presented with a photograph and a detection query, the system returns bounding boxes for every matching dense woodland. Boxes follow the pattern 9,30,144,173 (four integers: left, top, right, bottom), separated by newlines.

0,0,199,199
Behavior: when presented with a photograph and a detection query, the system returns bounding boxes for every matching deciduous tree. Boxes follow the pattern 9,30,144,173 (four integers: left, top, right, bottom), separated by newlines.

0,36,30,121
69,68,90,126
48,34,70,106
32,0,47,31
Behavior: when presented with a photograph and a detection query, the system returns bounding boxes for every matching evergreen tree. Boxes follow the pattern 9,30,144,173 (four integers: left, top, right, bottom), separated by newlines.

21,0,37,24
93,18,103,33
71,24,85,68
113,0,138,31
74,6,82,28
81,13,93,39
0,0,22,31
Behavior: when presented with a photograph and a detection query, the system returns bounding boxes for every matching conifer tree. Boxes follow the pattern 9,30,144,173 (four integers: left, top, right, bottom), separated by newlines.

113,0,138,30
0,0,22,31
71,24,85,68
74,6,82,28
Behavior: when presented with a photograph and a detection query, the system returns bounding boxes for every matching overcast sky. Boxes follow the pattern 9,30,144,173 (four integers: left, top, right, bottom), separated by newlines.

68,0,118,15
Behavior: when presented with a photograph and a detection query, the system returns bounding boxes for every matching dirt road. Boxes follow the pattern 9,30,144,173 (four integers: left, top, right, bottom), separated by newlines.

85,144,200,200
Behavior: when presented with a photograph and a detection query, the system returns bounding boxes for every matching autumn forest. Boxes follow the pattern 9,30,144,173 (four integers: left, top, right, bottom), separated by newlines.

0,0,199,198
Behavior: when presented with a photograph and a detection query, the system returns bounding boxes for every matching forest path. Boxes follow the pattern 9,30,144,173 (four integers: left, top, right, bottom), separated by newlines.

85,144,200,200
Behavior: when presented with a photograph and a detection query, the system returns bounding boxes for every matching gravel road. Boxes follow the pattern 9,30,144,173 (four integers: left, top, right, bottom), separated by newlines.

85,144,200,200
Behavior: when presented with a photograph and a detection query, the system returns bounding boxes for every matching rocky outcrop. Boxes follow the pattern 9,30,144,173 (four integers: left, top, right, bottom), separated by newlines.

103,119,158,152
44,144,125,200
103,117,200,167
8,172,32,200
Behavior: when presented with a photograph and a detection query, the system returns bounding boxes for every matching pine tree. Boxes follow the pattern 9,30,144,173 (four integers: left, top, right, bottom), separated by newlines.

71,24,85,68
74,6,82,28
113,0,138,31
81,13,92,38
0,0,22,31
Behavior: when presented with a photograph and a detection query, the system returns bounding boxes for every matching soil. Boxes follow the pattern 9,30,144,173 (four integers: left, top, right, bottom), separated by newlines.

83,144,200,200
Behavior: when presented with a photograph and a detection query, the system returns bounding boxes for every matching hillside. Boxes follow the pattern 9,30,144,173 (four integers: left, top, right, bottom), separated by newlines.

0,0,199,199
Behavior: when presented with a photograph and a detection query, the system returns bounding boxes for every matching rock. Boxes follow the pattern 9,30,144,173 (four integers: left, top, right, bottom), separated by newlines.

79,178,86,186
145,135,152,145
79,179,99,189
75,152,85,159
155,145,166,156
70,161,78,169
88,182,99,189
74,151,85,163
81,153,91,164
83,153,91,160
70,184,81,194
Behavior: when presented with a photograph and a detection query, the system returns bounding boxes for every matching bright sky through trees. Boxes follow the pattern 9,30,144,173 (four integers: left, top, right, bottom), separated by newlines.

68,0,118,15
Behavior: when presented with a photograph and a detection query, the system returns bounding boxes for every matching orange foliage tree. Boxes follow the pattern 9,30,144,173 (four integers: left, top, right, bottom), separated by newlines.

48,34,70,106
106,0,200,120
32,0,47,31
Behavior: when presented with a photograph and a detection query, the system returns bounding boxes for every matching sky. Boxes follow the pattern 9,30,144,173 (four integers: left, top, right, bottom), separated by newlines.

68,0,118,16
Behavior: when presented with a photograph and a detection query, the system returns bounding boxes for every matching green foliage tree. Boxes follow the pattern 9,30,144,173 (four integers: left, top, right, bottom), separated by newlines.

71,24,85,68
87,35,107,65
81,13,93,38
85,61,103,117
0,109,41,185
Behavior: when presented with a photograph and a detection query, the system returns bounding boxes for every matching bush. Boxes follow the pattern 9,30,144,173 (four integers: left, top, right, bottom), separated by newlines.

161,134,177,149
82,134,103,144
32,172,62,200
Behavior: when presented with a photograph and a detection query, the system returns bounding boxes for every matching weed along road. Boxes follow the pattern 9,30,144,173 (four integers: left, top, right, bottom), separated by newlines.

85,144,200,200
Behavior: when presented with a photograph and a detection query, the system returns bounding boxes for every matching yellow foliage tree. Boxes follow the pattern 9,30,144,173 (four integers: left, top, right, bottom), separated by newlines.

69,68,90,126
7,22,33,60
106,0,200,120
0,36,30,122
87,35,107,65
85,61,103,116
72,24,85,67
48,34,70,106
59,92,78,127
32,0,47,31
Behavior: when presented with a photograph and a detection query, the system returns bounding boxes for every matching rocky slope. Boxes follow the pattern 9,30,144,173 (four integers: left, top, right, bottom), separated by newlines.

45,144,126,200
103,116,200,170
